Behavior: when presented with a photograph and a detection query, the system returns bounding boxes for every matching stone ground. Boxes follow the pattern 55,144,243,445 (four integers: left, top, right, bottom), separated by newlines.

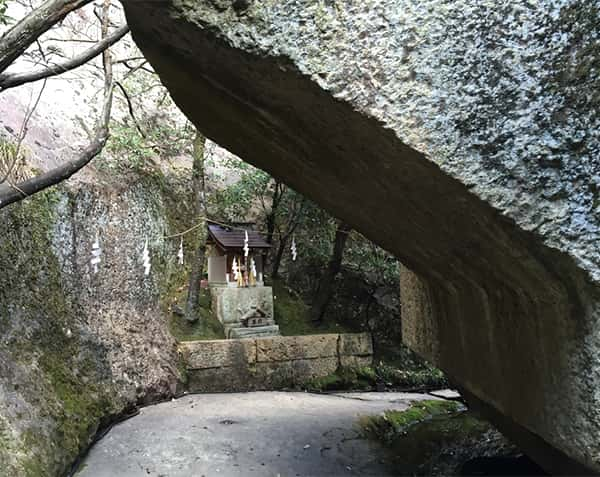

75,391,440,476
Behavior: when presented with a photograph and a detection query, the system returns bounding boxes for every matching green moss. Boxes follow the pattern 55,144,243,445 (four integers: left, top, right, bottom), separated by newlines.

304,363,446,392
305,366,376,392
167,288,225,341
358,401,512,475
373,362,448,390
359,400,464,443
273,280,351,336
0,189,120,475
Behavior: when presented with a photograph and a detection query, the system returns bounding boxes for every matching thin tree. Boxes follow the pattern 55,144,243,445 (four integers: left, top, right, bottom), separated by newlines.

184,131,208,323
310,221,352,323
271,194,306,279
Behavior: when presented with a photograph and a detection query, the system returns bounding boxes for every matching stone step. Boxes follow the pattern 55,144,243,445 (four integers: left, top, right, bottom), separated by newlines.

228,325,280,339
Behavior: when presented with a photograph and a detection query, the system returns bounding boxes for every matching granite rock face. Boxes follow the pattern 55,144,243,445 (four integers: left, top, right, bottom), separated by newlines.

0,173,187,475
122,0,600,472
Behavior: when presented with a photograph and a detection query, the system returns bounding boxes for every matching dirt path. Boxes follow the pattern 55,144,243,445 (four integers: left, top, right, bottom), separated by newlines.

76,391,438,476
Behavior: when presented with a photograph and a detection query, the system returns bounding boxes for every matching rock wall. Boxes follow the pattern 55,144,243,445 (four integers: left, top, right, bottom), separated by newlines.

122,0,600,472
181,333,373,393
0,169,191,475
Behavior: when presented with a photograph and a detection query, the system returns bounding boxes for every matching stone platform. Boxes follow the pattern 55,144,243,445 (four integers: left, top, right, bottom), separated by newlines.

210,285,280,339
180,333,373,392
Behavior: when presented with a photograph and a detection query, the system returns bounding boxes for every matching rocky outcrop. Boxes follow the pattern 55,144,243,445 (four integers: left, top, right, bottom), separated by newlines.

122,0,600,473
0,167,192,475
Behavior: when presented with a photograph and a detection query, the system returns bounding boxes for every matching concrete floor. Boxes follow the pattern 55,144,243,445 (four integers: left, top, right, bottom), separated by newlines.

76,391,438,477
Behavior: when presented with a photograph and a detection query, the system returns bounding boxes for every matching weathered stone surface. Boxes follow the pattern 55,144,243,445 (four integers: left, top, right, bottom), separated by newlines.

339,356,373,370
254,361,295,390
188,366,256,393
210,286,274,325
292,357,339,385
183,339,256,369
0,177,188,475
256,334,338,362
123,1,600,472
338,333,373,358
183,333,372,393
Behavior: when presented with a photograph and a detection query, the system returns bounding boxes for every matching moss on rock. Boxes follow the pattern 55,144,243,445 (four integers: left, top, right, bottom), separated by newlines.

359,400,517,475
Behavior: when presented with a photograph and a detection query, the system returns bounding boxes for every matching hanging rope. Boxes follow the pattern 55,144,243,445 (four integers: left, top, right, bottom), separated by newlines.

163,217,273,239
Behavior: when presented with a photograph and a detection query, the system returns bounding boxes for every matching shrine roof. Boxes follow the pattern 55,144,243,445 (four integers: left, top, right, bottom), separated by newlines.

207,223,271,250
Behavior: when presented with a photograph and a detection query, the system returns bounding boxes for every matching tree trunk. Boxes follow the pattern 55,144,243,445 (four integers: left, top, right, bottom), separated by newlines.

184,131,207,323
271,234,288,279
311,221,352,323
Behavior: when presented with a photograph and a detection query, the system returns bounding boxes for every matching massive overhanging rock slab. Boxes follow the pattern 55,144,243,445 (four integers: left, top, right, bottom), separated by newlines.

121,0,600,472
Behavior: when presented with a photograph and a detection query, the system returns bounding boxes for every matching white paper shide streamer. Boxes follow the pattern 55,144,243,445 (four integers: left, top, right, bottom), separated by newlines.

232,256,239,280
243,230,249,257
90,233,102,274
177,238,184,265
142,239,151,276
291,236,297,261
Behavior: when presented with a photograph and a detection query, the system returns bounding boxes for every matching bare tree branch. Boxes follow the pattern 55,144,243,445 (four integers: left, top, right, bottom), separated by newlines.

0,0,93,73
0,0,114,209
120,58,154,76
115,80,145,137
0,24,128,90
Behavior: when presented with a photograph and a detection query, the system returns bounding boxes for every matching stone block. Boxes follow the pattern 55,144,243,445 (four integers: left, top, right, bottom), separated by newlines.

256,334,339,362
180,339,256,369
339,355,373,369
253,361,294,390
292,357,339,385
187,366,255,393
228,325,280,339
339,333,373,357
211,286,274,325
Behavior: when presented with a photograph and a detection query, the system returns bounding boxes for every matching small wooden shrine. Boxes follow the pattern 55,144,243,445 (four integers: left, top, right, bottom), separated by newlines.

206,223,279,338
206,223,271,287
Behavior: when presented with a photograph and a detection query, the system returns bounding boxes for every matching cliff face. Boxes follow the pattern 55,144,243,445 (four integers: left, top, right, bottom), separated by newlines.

0,169,190,475
121,0,600,472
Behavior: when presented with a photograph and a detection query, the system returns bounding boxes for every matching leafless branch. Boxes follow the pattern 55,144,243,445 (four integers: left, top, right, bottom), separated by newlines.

113,56,145,64
0,0,114,209
115,80,145,138
120,58,154,76
44,37,98,43
0,24,128,90
0,0,93,74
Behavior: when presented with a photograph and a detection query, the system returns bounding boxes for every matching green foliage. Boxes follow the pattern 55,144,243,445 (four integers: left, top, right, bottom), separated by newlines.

0,137,28,183
210,157,271,221
212,156,332,254
105,121,154,172
343,233,399,285
101,69,195,174
167,288,225,341
0,0,10,25
373,361,448,389
273,279,354,335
